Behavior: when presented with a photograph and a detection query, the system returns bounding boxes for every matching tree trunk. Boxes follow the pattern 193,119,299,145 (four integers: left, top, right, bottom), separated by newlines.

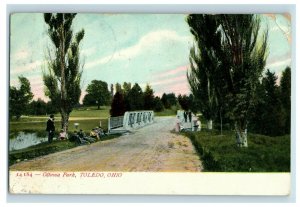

207,119,213,130
60,18,68,133
235,123,248,147
61,112,69,132
220,107,223,135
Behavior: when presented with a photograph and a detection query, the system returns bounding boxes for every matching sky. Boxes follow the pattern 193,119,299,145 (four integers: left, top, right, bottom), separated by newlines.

10,13,291,102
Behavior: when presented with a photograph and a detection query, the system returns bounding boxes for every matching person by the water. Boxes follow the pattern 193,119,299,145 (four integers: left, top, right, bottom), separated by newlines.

46,114,55,143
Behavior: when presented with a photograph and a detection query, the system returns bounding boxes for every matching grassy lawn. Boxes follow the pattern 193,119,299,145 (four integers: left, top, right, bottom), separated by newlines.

155,107,178,117
184,130,290,172
10,107,110,136
69,106,110,118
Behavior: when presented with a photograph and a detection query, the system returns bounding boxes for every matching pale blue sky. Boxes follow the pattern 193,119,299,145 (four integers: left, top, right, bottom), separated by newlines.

10,13,291,102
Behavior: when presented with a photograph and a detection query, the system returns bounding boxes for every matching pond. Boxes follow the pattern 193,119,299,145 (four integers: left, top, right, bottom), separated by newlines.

9,132,48,151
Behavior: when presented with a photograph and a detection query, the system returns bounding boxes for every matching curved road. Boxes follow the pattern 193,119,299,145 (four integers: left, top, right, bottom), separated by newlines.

10,117,202,172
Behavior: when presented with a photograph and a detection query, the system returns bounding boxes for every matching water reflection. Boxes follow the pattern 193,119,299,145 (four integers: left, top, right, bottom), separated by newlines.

9,132,48,151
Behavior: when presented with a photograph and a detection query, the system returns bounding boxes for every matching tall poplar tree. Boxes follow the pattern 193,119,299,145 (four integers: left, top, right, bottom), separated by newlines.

187,14,221,130
187,14,268,147
218,15,268,147
43,13,85,132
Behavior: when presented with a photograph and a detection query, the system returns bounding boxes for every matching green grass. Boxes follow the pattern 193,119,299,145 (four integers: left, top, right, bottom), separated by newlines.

9,140,77,165
69,106,110,118
10,107,110,137
155,107,178,117
184,130,290,172
9,134,120,166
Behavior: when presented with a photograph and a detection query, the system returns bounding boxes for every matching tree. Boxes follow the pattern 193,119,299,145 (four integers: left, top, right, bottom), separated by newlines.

110,84,114,99
161,93,177,109
187,14,268,146
46,101,59,115
110,91,126,117
259,69,286,136
9,76,33,119
143,84,155,110
161,93,171,109
115,83,122,93
153,96,164,112
43,13,84,132
187,14,221,130
126,83,144,111
122,82,132,95
250,70,286,136
218,14,268,147
280,66,291,134
83,80,111,109
28,98,47,115
178,94,191,111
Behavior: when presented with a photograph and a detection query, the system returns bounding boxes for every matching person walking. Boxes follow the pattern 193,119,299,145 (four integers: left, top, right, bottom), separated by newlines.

46,114,55,143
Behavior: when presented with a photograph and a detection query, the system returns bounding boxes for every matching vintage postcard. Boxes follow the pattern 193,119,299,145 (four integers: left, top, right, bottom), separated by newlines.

9,12,291,195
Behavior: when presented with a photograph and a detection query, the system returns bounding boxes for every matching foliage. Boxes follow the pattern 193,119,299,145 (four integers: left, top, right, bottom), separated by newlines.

28,98,47,115
217,14,268,138
185,131,290,172
125,83,144,111
115,83,122,93
153,96,164,112
122,82,132,95
161,93,177,109
187,14,220,122
249,69,287,136
43,13,85,132
110,91,126,117
280,66,291,134
9,76,33,119
177,94,199,112
143,84,155,110
187,14,269,145
83,80,111,109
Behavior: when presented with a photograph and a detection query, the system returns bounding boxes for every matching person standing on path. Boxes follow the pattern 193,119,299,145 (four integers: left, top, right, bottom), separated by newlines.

188,111,192,123
46,114,55,143
184,111,187,122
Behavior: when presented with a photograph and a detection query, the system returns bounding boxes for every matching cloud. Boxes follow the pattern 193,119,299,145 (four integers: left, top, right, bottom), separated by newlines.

10,60,44,75
12,49,30,60
154,81,190,97
266,57,291,69
85,30,192,69
153,65,188,79
81,47,97,57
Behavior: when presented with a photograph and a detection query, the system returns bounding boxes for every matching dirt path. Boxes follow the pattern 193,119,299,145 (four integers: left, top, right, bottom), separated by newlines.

10,117,202,172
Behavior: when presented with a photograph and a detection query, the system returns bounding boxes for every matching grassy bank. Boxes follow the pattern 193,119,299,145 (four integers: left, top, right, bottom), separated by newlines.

184,130,290,172
9,134,121,166
9,106,119,166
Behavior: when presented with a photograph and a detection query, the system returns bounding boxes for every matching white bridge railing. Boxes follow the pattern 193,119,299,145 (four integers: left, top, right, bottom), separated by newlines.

108,111,154,134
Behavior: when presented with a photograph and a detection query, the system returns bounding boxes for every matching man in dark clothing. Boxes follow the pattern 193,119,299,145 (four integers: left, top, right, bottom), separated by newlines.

188,111,192,123
46,114,55,143
184,111,187,123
